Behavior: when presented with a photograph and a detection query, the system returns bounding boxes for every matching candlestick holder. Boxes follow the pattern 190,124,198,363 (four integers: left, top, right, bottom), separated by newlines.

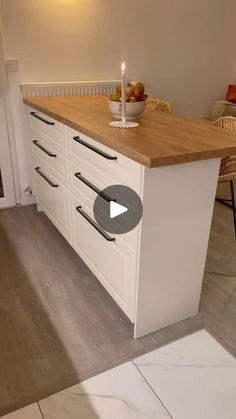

109,120,139,129
109,63,141,128
108,100,145,128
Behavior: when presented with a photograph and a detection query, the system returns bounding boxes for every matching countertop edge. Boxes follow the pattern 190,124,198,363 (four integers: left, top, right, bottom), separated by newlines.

23,98,153,168
23,97,236,168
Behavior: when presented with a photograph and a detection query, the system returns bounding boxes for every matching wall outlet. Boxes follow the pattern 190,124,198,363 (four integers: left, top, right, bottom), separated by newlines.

6,59,19,73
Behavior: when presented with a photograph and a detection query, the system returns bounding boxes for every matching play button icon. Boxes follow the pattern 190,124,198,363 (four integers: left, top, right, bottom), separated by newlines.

93,185,143,235
110,201,128,219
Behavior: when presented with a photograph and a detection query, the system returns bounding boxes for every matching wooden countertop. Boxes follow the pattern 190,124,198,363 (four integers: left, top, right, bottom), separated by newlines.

23,96,236,168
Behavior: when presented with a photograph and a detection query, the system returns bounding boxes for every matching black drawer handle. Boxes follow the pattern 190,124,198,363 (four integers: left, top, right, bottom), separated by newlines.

74,173,114,203
35,167,59,188
73,136,117,160
30,111,55,125
76,206,115,242
33,140,57,157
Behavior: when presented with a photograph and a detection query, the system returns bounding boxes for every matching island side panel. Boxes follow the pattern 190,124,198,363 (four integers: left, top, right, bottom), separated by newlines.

134,158,220,339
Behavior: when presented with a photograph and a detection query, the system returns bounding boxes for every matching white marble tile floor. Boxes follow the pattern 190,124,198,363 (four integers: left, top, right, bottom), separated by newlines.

4,331,236,419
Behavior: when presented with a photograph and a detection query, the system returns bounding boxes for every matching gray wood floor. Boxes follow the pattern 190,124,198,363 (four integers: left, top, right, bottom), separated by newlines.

201,201,236,357
0,202,234,416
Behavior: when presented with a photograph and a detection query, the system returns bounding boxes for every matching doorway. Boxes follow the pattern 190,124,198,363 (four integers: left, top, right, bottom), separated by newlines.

0,171,3,197
0,119,15,208
0,32,15,208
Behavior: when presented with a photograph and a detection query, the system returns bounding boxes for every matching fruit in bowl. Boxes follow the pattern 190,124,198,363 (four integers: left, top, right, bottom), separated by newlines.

109,81,147,120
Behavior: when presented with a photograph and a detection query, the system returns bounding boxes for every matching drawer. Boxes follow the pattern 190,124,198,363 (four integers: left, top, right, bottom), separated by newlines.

69,161,140,252
69,160,118,199
34,162,70,240
29,109,67,156
32,136,68,187
70,193,137,321
68,128,142,192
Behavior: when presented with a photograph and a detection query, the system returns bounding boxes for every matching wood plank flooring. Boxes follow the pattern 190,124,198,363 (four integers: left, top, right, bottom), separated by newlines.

0,202,234,416
201,201,236,357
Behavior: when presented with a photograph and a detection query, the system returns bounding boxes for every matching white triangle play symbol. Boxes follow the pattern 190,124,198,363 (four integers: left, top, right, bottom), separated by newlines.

110,201,128,219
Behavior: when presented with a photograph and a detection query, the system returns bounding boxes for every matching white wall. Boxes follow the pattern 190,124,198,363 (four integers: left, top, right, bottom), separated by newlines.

2,0,236,116
123,0,236,116
1,0,121,82
1,0,236,202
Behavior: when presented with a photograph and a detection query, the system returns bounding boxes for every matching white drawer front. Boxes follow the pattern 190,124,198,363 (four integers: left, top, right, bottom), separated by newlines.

70,193,136,321
34,163,70,240
29,109,67,156
69,160,124,200
32,137,68,187
69,161,140,252
68,128,142,191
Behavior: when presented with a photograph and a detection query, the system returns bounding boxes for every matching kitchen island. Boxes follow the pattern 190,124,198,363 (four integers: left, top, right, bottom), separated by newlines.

24,96,236,338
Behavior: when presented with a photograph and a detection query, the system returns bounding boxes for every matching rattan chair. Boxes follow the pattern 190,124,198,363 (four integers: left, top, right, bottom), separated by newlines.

146,98,172,114
213,116,236,235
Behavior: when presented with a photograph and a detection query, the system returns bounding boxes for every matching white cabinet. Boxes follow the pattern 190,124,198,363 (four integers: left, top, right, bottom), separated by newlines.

30,110,67,156
27,106,220,339
32,137,68,187
68,128,142,193
70,193,137,320
34,162,70,240
29,109,70,240
28,108,140,321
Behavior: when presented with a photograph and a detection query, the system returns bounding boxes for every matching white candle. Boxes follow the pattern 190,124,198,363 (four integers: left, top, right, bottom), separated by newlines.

121,62,126,125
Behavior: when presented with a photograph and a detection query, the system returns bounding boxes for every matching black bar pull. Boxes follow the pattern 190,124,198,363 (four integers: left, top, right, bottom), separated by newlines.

74,173,114,202
76,206,115,242
33,140,57,157
35,167,59,188
73,136,117,160
30,111,55,125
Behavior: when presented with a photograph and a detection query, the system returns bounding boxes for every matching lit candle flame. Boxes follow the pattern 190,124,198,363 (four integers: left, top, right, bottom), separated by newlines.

121,62,126,73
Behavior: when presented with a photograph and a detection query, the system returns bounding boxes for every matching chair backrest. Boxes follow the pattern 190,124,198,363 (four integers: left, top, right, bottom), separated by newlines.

213,116,236,131
213,116,236,181
146,98,172,114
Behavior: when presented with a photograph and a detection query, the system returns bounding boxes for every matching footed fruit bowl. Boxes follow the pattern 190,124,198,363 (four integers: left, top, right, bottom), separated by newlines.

108,100,146,120
109,81,147,120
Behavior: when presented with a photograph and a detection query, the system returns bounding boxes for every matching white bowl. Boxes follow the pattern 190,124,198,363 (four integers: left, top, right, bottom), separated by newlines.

108,100,146,120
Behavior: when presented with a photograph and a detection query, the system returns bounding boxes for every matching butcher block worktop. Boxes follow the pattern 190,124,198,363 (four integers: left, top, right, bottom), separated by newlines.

23,96,236,168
